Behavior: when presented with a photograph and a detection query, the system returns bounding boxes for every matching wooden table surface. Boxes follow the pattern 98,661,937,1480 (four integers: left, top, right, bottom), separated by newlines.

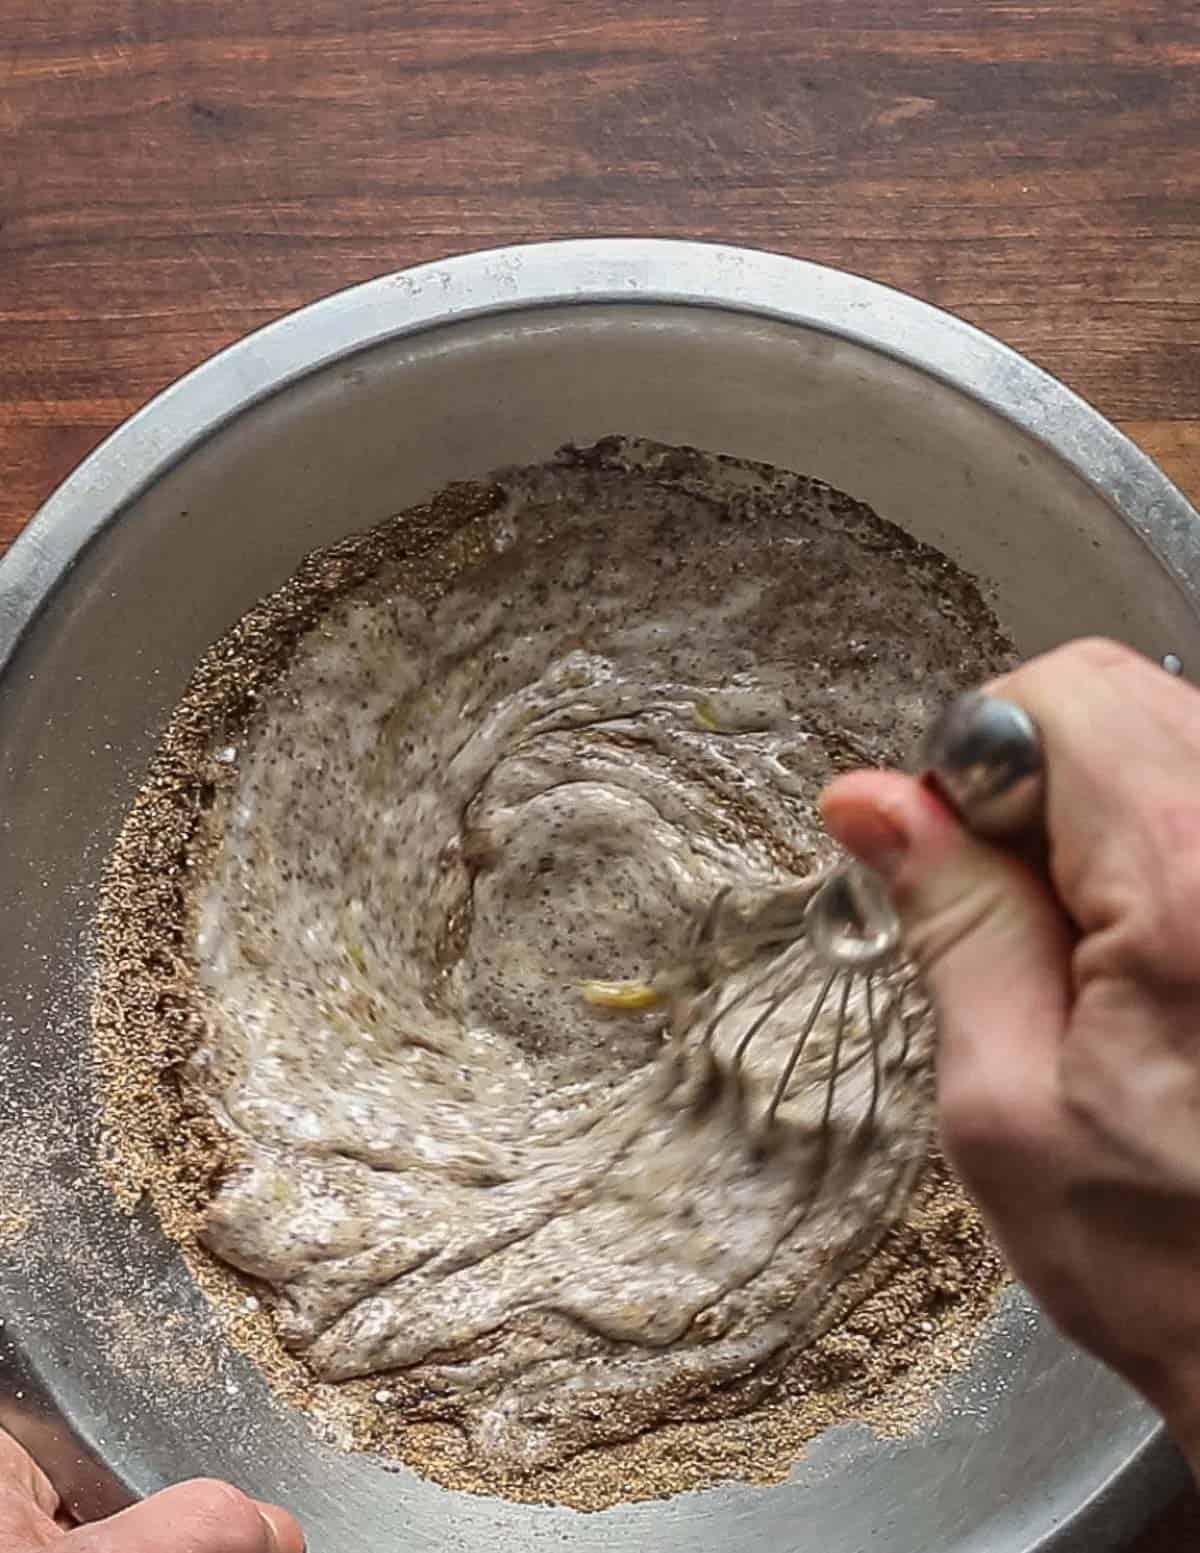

2,0,1199,1545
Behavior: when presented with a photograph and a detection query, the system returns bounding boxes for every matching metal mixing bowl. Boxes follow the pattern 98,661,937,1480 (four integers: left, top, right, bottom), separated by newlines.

1,240,1197,1552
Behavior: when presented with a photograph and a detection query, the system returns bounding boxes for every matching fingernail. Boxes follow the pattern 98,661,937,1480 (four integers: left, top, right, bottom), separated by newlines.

842,809,908,878
255,1501,305,1553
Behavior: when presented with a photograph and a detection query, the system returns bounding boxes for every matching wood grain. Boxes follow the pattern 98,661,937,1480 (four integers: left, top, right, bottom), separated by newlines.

2,0,1199,554
1,1,1199,1544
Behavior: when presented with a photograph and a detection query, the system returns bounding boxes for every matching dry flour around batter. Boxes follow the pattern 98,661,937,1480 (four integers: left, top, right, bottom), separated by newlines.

94,438,1013,1508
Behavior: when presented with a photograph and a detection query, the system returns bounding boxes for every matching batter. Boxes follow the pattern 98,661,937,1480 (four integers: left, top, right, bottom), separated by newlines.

167,439,1017,1474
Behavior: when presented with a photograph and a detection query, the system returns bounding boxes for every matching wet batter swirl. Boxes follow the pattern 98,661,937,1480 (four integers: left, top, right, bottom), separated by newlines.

182,439,1016,1471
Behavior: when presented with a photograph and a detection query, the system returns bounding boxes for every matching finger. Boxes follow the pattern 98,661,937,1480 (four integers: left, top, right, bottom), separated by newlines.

252,1505,303,1553
821,770,1073,1168
0,1430,62,1522
0,1485,61,1551
67,1481,304,1553
986,638,1200,924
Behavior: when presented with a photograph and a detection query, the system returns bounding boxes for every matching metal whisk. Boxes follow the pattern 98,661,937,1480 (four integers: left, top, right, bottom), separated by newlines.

585,693,1045,1143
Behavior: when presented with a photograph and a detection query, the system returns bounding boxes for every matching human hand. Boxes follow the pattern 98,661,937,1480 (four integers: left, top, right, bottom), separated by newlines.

819,638,1200,1467
0,1426,303,1553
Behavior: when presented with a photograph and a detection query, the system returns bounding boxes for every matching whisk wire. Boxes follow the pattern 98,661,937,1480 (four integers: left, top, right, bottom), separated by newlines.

696,931,817,1061
764,964,838,1125
895,974,921,1065
862,973,882,1133
686,930,911,1142
645,694,1042,1178
814,972,853,1135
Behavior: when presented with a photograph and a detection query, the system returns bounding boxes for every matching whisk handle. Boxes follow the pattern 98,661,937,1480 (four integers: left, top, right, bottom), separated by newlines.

917,693,1044,841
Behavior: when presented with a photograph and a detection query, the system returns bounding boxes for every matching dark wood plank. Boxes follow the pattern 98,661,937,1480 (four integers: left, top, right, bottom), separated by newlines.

2,0,1199,551
1127,421,1200,510
1,0,1198,1543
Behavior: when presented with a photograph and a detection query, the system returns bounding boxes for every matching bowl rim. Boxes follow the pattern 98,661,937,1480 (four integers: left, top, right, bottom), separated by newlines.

0,237,1192,1545
3,237,1198,680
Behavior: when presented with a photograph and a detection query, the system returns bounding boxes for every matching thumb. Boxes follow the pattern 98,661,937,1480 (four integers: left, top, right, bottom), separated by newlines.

68,1481,304,1553
820,770,1073,1166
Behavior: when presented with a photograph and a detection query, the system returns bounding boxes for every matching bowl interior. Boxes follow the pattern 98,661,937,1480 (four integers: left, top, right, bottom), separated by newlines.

1,299,1195,1553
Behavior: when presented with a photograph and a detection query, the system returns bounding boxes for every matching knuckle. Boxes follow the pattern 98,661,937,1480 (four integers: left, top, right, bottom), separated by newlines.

1058,1068,1109,1139
938,1061,1054,1184
1132,904,1200,982
176,1479,269,1553
1143,822,1200,955
1059,1026,1187,1167
937,1081,1015,1169
896,881,1023,981
1061,636,1141,675
1079,810,1200,980
991,636,1139,704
